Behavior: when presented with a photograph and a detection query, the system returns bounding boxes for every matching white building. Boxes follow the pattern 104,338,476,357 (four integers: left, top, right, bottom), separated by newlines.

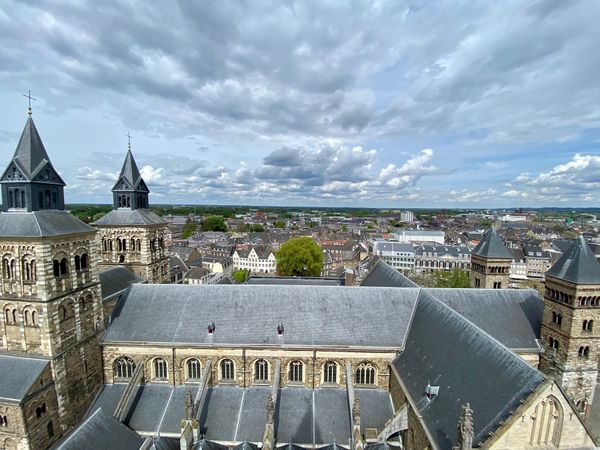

232,247,277,274
371,239,415,272
400,210,414,223
499,214,528,222
393,230,445,244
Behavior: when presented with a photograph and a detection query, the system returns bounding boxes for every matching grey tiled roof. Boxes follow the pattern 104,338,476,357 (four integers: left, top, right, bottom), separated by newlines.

0,210,95,237
427,288,543,351
52,407,144,450
93,208,166,226
0,354,49,401
99,266,145,299
355,388,394,434
546,236,600,284
392,291,546,450
104,284,418,349
3,117,65,184
471,228,513,259
360,259,419,288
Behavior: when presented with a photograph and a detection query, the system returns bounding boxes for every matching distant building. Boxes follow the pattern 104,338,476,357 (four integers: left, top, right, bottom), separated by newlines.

400,210,414,223
393,229,444,244
232,247,277,274
499,214,528,222
371,239,415,272
413,244,470,273
524,245,552,279
509,248,528,280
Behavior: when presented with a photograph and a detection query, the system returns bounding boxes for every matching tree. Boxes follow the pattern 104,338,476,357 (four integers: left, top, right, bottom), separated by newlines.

181,220,198,239
276,237,324,277
432,268,470,288
201,215,227,232
232,269,249,283
274,221,286,229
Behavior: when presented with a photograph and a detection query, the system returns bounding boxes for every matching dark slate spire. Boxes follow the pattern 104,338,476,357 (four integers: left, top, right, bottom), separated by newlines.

546,235,600,284
1,114,66,211
112,148,149,209
471,228,512,259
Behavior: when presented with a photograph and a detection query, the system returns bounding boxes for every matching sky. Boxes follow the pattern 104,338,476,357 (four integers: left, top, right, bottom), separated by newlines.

0,0,599,208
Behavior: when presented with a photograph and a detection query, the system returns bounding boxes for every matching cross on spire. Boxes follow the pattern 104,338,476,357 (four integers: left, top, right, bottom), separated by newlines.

126,132,132,150
23,90,37,116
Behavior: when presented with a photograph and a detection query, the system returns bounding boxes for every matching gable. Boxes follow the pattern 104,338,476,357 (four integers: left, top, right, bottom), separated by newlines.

31,163,65,185
112,176,133,191
0,163,26,183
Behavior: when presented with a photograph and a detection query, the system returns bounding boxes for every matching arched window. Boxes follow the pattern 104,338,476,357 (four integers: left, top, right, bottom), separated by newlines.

131,238,136,252
79,254,88,270
576,398,589,414
153,358,168,379
578,346,590,358
136,239,141,251
583,320,593,332
186,359,201,381
549,337,559,352
31,310,37,326
0,415,7,426
47,421,54,437
58,301,71,321
254,359,269,382
220,359,235,381
528,395,563,446
78,297,87,312
288,360,304,383
4,305,17,325
102,238,107,252
355,362,376,385
323,361,338,384
115,357,136,379
74,255,81,272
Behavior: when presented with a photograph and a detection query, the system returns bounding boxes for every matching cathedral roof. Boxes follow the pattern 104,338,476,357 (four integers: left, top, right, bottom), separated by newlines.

1,116,65,185
103,284,419,349
52,407,144,450
0,210,95,237
545,235,600,284
99,266,146,299
391,290,546,450
92,208,166,226
471,227,512,259
0,354,49,401
112,149,148,193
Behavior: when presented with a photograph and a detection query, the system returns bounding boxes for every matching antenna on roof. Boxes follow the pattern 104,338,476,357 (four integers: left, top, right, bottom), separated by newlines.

23,90,36,116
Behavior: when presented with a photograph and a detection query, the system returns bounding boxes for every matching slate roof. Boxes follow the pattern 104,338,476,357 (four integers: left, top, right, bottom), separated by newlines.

471,228,513,259
426,288,543,351
104,284,418,348
392,290,546,450
413,244,470,257
2,116,65,184
0,354,49,401
99,266,145,299
51,407,144,450
0,210,95,238
372,241,414,254
546,236,600,284
93,208,166,226
360,259,419,288
112,149,147,193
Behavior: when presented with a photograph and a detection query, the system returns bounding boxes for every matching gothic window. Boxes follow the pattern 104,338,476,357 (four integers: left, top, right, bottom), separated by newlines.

583,320,594,332
288,360,304,383
528,395,562,447
153,358,168,379
115,357,136,379
355,362,376,385
323,361,338,384
186,358,201,380
254,359,269,382
220,359,235,381
578,346,590,358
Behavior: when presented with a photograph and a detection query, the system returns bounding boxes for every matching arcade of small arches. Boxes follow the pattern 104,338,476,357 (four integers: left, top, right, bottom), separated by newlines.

545,286,600,307
112,356,380,387
546,336,594,359
2,303,40,327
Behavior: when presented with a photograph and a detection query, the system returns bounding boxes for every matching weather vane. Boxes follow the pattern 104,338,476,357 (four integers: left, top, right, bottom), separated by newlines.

23,90,36,116
126,132,132,150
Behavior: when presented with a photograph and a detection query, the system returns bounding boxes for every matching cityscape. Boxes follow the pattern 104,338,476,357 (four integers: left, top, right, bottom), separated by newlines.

1,1,600,450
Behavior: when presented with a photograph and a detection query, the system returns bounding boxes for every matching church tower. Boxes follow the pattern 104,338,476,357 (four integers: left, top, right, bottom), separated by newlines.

0,109,105,449
93,146,170,283
539,236,600,419
469,227,512,289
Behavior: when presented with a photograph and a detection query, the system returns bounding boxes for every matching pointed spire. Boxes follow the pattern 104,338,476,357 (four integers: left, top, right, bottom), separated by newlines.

111,147,149,209
546,235,600,284
471,228,512,259
116,149,144,191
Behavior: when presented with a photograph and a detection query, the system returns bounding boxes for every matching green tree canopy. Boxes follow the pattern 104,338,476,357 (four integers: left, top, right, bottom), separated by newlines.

201,215,227,232
276,237,324,277
232,269,250,283
432,268,470,288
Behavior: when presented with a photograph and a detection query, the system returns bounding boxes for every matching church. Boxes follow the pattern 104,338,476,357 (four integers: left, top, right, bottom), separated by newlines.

0,110,598,450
